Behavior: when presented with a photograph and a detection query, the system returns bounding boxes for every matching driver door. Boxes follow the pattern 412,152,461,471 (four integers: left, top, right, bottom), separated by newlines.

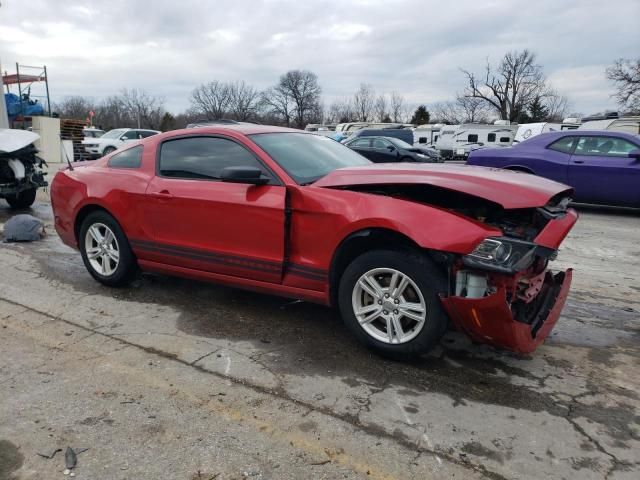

142,135,286,283
568,135,640,206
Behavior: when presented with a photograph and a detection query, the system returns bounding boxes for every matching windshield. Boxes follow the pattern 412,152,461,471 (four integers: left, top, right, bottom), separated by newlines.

387,137,414,149
102,129,128,139
250,132,371,184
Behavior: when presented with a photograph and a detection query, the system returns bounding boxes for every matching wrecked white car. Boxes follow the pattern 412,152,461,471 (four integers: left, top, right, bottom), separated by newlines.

0,129,47,209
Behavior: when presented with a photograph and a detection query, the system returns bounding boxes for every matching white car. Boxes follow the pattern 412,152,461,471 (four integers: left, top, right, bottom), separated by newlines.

82,128,160,157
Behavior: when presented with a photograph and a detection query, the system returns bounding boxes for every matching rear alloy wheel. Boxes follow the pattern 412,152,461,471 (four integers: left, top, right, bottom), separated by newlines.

339,250,448,359
6,188,37,209
79,211,137,286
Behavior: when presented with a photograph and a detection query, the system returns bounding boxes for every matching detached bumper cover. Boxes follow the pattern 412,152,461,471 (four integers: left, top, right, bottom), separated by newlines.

440,269,572,354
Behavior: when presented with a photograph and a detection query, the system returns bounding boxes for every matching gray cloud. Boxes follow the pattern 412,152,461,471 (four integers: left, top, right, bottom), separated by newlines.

1,0,638,115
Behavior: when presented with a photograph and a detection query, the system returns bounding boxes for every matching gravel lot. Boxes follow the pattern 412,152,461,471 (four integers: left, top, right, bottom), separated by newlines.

1,191,638,480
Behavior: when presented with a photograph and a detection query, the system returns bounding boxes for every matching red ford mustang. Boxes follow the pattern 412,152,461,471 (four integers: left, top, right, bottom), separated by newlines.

51,125,577,357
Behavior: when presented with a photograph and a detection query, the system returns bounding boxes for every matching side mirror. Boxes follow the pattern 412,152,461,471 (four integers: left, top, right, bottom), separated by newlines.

387,145,395,151
220,166,269,185
120,136,128,141
628,149,640,160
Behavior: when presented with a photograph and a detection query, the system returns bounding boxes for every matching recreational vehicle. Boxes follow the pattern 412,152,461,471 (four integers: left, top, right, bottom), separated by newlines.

514,121,580,143
578,117,640,135
435,123,517,160
413,124,443,147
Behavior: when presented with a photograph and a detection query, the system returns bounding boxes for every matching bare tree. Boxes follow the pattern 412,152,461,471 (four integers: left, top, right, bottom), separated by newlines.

390,91,406,123
119,88,165,129
190,81,231,119
455,95,493,123
606,58,640,114
227,81,261,121
462,50,549,121
374,94,389,122
326,99,354,123
431,95,492,124
352,83,375,122
53,96,98,120
543,89,570,122
271,70,322,128
261,86,294,126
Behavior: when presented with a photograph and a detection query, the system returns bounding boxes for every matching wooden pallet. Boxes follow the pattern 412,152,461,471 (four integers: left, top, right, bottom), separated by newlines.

60,119,91,161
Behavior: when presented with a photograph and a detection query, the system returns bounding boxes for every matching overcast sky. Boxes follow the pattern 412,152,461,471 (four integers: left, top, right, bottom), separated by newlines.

1,0,639,116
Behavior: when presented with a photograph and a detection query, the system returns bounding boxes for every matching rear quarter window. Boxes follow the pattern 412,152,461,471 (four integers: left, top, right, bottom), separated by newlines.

108,145,143,169
547,137,577,154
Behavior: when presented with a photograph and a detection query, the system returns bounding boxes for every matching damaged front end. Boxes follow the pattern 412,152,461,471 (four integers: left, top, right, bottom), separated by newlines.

0,136,48,199
441,203,577,354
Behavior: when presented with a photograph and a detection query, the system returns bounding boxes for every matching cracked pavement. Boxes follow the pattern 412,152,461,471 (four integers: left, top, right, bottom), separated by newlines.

0,195,638,479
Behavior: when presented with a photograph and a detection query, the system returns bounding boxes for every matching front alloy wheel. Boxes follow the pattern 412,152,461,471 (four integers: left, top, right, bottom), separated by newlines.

339,249,448,358
352,268,427,344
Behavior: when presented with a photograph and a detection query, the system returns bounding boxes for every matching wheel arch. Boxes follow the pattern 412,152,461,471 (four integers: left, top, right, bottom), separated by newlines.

74,203,119,244
504,165,535,174
328,227,450,307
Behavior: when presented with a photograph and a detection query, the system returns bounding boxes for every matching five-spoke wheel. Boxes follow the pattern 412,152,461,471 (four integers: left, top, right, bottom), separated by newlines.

79,210,137,286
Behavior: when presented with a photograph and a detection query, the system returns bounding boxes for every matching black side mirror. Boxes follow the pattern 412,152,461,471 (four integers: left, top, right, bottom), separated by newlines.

220,166,269,185
387,145,395,151
628,149,640,161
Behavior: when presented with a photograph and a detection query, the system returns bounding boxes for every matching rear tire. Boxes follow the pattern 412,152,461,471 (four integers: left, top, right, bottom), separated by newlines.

6,188,37,209
79,210,137,287
338,249,448,359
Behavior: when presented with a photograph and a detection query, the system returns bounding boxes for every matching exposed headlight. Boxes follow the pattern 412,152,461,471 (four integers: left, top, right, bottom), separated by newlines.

416,153,427,158
464,237,552,273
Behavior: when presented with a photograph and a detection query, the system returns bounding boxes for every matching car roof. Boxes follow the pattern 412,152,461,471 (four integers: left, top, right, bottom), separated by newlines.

160,124,305,138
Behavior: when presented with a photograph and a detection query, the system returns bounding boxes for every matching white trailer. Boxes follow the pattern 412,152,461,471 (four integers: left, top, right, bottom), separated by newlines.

435,123,517,160
578,117,640,134
514,121,580,143
413,124,443,147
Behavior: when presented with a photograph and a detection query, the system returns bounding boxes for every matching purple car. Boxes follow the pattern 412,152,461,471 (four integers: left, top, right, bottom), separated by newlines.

467,130,640,207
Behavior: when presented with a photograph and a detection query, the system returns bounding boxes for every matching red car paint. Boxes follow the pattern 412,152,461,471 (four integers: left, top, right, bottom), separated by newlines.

51,125,578,354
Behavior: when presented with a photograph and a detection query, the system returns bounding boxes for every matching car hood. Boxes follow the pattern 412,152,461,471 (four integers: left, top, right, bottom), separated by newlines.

312,163,572,209
0,128,40,153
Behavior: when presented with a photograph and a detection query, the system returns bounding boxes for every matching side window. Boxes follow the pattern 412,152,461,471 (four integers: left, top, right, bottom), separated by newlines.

159,137,269,181
487,133,496,142
372,138,390,149
121,130,138,140
548,136,576,154
575,136,638,157
468,134,479,143
108,145,143,169
418,137,427,144
139,131,157,138
351,138,371,148
499,137,511,143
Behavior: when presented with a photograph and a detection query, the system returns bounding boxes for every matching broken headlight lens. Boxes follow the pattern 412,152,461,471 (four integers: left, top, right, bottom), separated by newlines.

464,237,539,273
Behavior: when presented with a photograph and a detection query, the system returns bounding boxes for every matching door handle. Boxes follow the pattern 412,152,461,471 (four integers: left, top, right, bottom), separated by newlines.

572,159,584,164
149,189,173,199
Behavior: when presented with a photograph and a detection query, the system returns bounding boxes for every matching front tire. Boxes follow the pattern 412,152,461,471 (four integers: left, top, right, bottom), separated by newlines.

79,211,137,286
338,249,448,359
6,188,37,209
103,146,117,156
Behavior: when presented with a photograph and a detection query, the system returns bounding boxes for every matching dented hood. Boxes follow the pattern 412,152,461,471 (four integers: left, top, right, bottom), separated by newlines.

312,163,572,209
0,129,40,154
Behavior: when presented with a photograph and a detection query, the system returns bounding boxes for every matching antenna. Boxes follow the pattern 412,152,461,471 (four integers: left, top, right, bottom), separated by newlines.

60,136,74,171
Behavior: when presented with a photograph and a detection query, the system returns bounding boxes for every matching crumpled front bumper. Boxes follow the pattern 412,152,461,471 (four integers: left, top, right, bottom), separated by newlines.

440,269,572,354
